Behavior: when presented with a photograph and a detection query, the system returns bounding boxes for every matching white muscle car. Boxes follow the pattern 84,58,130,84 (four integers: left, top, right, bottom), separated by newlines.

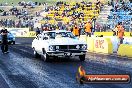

32,30,87,62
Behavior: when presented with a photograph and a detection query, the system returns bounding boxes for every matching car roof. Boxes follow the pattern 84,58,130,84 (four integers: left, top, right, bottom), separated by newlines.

42,30,71,33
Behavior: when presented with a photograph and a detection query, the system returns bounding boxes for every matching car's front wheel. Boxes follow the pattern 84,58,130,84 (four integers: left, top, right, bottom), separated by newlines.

79,54,85,61
33,48,40,58
41,53,49,62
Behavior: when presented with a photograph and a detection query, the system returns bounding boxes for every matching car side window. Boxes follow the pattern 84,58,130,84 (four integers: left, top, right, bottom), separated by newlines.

43,33,49,40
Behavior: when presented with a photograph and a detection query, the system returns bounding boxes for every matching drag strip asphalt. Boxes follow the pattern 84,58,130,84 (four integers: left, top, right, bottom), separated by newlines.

0,37,132,88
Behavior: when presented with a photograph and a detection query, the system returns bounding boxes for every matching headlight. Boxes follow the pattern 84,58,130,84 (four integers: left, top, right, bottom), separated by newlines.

76,45,80,49
82,44,87,50
49,46,54,51
56,46,59,50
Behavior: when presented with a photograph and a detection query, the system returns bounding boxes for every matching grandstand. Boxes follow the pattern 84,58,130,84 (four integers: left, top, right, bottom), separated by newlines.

0,0,131,32
107,1,132,32
39,1,102,32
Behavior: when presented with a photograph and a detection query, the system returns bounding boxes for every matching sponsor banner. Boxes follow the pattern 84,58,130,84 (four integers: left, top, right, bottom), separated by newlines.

0,28,29,37
93,37,113,54
28,31,36,37
76,66,130,84
79,75,130,83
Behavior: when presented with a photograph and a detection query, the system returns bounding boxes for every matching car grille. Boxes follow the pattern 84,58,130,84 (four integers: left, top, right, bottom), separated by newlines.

58,45,77,50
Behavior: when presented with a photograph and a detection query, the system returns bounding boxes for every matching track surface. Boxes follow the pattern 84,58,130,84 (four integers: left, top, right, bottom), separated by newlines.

0,37,132,88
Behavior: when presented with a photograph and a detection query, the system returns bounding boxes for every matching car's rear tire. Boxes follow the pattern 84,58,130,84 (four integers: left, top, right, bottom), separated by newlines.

12,41,15,44
33,48,40,58
79,54,85,61
41,53,49,62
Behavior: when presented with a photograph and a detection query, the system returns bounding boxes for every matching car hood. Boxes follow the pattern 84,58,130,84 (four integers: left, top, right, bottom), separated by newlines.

45,37,86,45
8,33,15,38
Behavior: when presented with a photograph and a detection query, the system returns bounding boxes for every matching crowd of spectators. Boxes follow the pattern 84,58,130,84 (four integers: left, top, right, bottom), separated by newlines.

38,0,104,33
0,0,103,32
0,1,46,7
0,17,34,28
0,1,46,29
0,7,34,29
112,0,131,12
0,0,123,33
40,21,86,35
44,0,103,21
1,7,28,17
107,0,132,31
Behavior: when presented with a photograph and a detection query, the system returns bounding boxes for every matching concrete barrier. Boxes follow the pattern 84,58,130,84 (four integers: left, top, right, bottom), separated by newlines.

0,28,29,37
103,36,118,52
80,36,113,54
93,32,131,37
79,35,94,52
79,36,113,54
117,44,132,58
94,32,113,36
28,31,36,37
123,37,132,45
93,37,113,54
103,36,132,52
79,35,132,56
124,32,131,37
86,37,94,52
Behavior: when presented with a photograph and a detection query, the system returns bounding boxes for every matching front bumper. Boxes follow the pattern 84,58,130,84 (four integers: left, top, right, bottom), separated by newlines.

47,50,87,57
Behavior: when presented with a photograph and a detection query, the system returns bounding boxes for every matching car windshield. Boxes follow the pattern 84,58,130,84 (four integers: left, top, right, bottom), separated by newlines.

44,32,75,39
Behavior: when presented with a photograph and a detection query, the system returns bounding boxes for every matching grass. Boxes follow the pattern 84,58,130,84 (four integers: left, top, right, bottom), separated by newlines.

0,0,58,5
0,0,109,5
0,0,80,5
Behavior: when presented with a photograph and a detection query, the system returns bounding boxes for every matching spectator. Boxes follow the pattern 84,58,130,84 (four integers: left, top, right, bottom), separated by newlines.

72,24,79,37
0,27,9,53
116,22,125,45
85,21,92,37
112,24,118,36
36,27,40,36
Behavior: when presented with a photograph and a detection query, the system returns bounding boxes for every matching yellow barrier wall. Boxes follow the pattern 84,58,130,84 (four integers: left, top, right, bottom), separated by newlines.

79,36,94,51
93,38,113,54
94,32,113,36
86,37,94,52
79,36,113,54
24,32,132,37
0,28,30,37
94,32,131,37
117,44,132,57
124,32,131,37
28,31,36,37
8,28,29,37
